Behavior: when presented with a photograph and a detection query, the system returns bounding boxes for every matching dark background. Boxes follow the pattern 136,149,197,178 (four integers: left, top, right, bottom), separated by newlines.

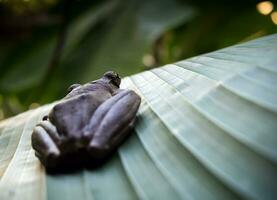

0,0,276,119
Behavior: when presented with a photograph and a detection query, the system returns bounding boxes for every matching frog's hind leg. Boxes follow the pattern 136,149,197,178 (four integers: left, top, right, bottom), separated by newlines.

84,90,141,159
31,120,61,169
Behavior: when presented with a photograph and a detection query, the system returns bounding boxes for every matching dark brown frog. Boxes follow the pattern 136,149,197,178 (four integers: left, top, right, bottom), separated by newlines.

31,71,141,171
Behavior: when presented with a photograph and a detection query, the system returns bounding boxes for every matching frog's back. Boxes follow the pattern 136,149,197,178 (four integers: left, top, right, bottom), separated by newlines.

49,90,112,140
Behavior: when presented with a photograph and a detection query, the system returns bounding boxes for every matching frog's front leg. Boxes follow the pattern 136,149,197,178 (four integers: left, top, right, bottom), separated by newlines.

31,120,61,168
83,90,141,159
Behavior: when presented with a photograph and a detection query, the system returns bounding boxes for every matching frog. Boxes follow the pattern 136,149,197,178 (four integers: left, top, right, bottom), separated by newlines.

31,71,141,171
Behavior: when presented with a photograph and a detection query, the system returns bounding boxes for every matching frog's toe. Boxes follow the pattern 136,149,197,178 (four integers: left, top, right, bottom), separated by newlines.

32,126,61,169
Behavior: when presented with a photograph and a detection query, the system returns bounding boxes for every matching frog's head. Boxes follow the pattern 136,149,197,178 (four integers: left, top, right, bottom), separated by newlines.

65,71,121,99
103,71,121,88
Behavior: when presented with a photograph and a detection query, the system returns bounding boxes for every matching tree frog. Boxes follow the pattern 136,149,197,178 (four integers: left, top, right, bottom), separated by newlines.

31,71,141,171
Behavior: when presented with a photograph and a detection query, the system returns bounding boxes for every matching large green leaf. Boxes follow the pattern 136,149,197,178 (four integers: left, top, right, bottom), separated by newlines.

0,34,276,200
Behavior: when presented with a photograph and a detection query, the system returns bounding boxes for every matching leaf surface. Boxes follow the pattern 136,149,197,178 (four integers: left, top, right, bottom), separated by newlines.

0,34,276,200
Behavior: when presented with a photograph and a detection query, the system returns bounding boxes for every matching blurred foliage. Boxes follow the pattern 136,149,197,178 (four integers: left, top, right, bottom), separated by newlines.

0,0,276,119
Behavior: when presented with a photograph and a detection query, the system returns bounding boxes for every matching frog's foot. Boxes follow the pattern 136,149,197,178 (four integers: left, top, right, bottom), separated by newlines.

31,120,61,169
84,90,141,159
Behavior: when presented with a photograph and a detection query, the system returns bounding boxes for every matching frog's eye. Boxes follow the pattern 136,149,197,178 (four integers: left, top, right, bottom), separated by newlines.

67,84,81,93
104,71,119,79
103,71,121,87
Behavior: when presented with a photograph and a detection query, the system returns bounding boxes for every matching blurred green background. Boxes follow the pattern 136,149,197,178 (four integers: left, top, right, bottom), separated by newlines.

0,0,276,119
